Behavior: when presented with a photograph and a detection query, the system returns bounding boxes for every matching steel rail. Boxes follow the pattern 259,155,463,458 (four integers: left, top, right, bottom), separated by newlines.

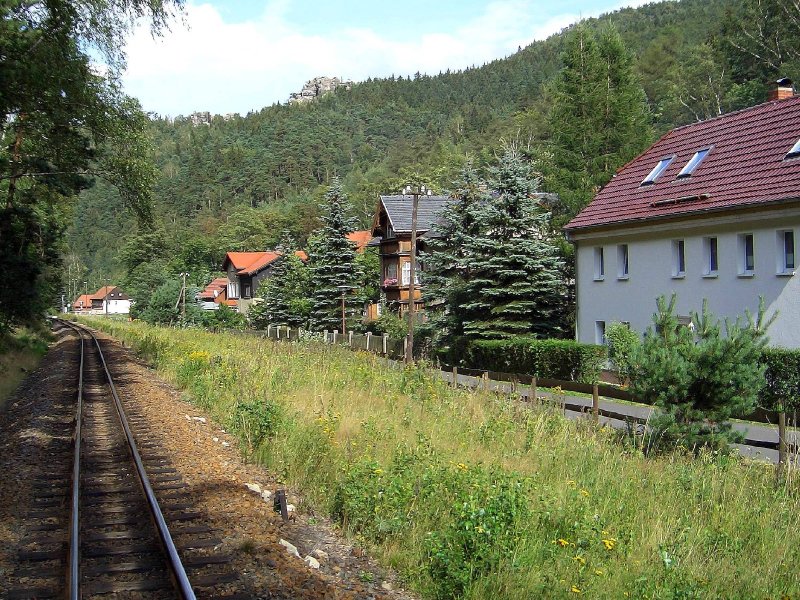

62,320,85,600
61,320,197,599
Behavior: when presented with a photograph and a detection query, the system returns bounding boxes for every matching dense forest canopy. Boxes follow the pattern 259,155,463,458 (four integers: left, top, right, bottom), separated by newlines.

63,0,800,310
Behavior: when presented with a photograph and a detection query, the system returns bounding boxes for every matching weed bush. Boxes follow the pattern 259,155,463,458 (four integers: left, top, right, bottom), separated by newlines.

463,337,606,383
760,347,800,411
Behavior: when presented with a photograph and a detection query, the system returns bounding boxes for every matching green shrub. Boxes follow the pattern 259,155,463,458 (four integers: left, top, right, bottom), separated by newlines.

760,347,800,412
424,466,531,599
462,337,606,383
231,397,283,454
364,312,407,340
629,295,770,452
605,321,639,383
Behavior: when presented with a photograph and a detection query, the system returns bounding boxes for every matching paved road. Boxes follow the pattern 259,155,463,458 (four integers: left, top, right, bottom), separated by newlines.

433,367,796,465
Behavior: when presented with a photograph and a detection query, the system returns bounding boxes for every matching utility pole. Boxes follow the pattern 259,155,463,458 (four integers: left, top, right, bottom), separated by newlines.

181,272,187,320
336,285,353,335
401,184,430,364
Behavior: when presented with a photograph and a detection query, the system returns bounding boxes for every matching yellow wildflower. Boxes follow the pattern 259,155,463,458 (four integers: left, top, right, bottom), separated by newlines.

602,538,617,551
457,463,468,471
567,480,577,488
580,489,590,498
571,585,582,594
373,468,383,476
572,555,586,565
594,569,604,576
556,538,570,547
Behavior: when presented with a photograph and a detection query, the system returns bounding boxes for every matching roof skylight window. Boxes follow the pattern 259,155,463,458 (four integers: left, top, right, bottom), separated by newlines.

677,148,711,178
641,156,674,185
785,138,800,159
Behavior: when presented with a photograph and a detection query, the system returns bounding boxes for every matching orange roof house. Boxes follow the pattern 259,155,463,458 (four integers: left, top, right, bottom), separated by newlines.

347,230,374,253
221,250,308,314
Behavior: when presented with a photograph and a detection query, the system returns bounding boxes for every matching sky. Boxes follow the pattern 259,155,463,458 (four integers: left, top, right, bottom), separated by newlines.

122,0,652,117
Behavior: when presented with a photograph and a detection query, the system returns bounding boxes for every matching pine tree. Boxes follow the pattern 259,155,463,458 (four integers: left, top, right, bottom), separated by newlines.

547,24,652,224
250,232,311,329
421,161,487,347
630,295,772,452
308,179,360,332
459,145,568,340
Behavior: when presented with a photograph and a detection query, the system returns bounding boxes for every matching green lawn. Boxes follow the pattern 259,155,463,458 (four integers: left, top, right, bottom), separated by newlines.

84,317,800,600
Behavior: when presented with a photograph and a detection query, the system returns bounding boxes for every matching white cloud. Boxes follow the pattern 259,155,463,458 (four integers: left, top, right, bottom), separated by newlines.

121,0,645,116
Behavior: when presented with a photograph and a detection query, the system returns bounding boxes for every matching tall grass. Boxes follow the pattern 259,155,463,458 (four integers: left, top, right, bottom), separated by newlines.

85,318,800,599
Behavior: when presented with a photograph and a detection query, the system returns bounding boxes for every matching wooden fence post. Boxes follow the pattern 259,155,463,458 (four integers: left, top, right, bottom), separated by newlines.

452,366,457,387
267,324,271,338
324,330,328,344
366,332,371,351
383,334,388,355
349,331,354,346
592,383,600,423
482,372,489,391
531,376,537,404
779,410,787,472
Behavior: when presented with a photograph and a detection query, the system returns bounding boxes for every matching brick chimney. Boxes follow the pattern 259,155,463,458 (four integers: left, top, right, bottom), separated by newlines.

769,77,795,101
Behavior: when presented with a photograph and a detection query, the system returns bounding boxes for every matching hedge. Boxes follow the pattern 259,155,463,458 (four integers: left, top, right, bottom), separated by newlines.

760,347,800,411
462,337,607,384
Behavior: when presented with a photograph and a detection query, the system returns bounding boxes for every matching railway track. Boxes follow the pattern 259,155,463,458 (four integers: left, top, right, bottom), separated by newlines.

7,321,245,599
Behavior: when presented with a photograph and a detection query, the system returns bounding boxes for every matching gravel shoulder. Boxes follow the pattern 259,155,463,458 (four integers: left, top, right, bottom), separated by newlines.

0,325,418,599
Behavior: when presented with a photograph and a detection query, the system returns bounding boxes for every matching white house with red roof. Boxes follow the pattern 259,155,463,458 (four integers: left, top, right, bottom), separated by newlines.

221,250,308,314
565,80,800,348
72,286,130,315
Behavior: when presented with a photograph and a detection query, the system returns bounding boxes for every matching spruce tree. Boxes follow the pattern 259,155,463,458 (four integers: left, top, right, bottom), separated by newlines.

459,146,568,340
250,232,311,329
421,161,487,348
308,179,360,332
547,24,652,224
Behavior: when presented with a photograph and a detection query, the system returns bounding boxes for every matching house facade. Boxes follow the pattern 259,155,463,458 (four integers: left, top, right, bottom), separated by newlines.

196,277,235,311
565,81,800,348
221,250,308,315
72,286,130,315
371,195,450,316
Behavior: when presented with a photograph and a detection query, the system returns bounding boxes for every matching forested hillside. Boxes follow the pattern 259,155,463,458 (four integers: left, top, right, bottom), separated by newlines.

65,0,798,299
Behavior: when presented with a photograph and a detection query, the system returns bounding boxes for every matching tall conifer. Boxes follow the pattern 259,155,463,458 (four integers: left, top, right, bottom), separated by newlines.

309,179,360,332
548,24,652,223
459,146,567,340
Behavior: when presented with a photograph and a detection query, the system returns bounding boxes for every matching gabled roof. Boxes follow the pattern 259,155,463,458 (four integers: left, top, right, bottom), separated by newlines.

375,195,451,235
91,285,117,300
73,294,92,308
198,277,228,300
347,230,373,252
222,250,308,276
566,95,800,232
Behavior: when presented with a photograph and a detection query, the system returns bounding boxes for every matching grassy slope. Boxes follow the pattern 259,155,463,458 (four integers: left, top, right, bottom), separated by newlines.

85,318,800,599
0,329,49,410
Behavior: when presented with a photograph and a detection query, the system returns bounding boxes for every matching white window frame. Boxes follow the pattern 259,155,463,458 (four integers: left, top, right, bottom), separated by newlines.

677,147,711,178
672,239,685,278
595,320,607,345
401,261,411,285
617,244,629,280
777,229,796,275
737,233,755,277
227,281,239,299
703,237,718,277
641,155,675,185
593,247,605,281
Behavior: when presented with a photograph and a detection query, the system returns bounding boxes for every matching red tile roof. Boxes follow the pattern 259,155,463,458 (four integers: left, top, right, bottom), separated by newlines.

72,294,93,309
222,250,308,276
198,277,228,300
347,230,372,252
90,285,119,300
565,96,800,231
